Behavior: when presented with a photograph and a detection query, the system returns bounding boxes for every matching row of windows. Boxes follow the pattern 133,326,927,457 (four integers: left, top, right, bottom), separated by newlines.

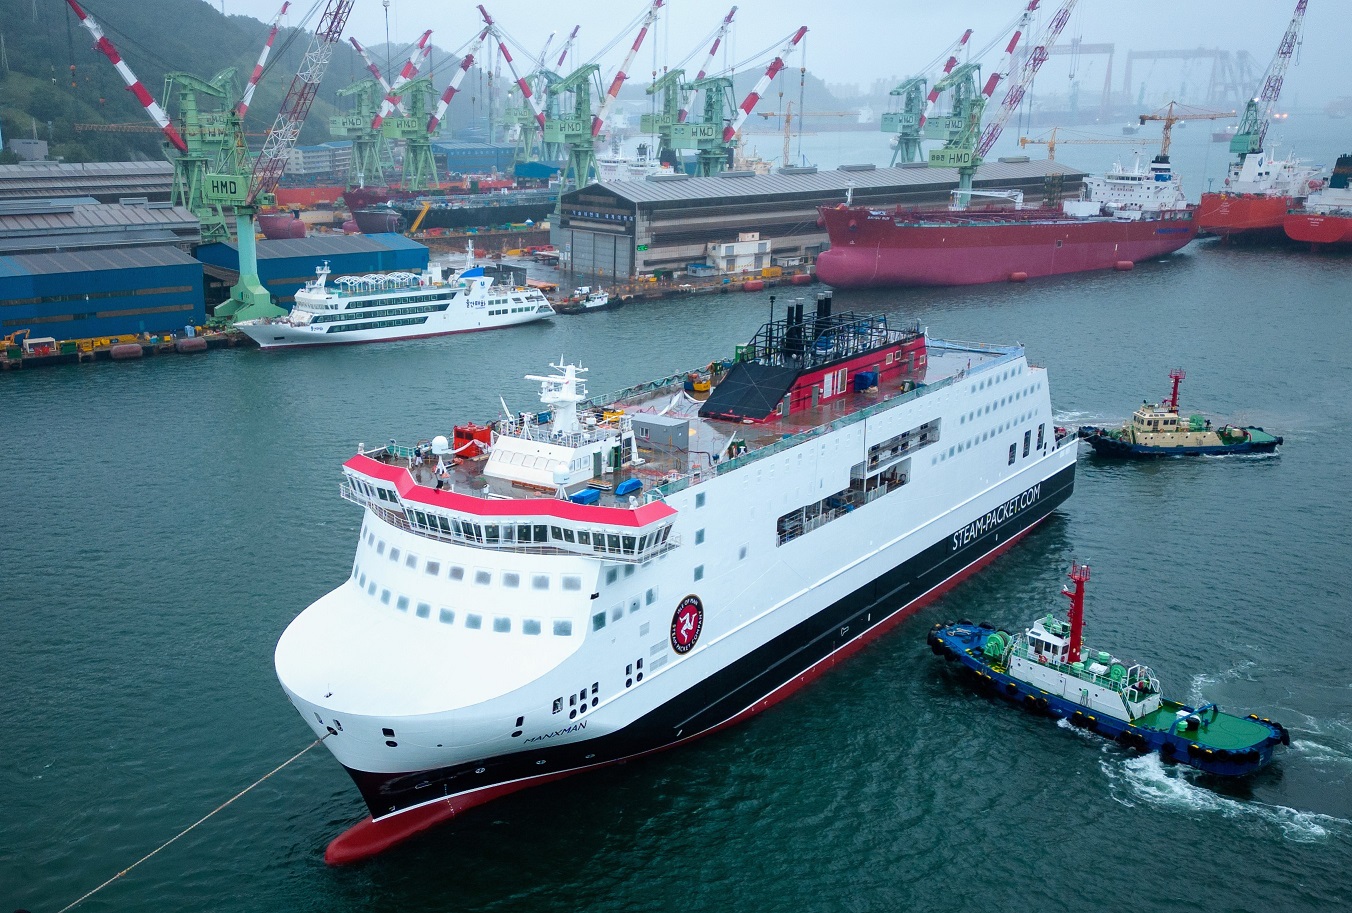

314,303,448,323
0,285,196,309
487,306,535,316
355,564,576,635
591,586,661,632
344,291,448,309
401,503,673,557
970,364,1025,395
2,302,194,327
326,315,429,333
364,528,585,591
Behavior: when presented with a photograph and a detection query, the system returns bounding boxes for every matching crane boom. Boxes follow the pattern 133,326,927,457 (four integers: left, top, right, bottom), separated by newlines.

919,28,973,128
556,25,580,70
722,26,808,144
350,37,395,97
478,5,546,130
238,1,291,118
976,0,1077,160
679,6,737,123
247,0,354,205
427,29,489,134
65,0,187,153
593,0,665,138
372,30,434,129
1233,0,1307,157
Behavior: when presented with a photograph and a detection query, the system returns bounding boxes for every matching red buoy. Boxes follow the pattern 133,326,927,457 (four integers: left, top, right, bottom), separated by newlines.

1114,260,1134,271
175,336,208,354
1009,271,1028,282
109,343,144,360
742,279,765,292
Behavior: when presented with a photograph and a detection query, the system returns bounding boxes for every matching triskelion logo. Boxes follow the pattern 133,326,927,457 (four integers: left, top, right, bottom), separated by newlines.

670,595,704,654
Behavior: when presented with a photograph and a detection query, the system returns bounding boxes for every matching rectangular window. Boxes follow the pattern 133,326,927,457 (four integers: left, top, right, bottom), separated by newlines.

416,602,431,619
532,575,550,590
694,565,705,581
578,530,591,546
646,587,657,605
483,524,499,544
503,572,520,588
562,575,582,591
605,567,618,585
695,528,705,545
425,560,440,576
1023,430,1032,457
1009,444,1017,465
448,565,464,581
554,619,573,636
389,548,400,563
474,570,492,585
465,613,482,629
380,589,391,605
611,604,623,622
523,619,541,635
493,617,511,633
1037,424,1046,449
518,524,532,543
439,607,455,624
551,526,564,540
696,492,706,508
534,524,548,543
396,595,410,611
607,534,621,552
563,528,575,543
592,612,607,631
405,553,417,569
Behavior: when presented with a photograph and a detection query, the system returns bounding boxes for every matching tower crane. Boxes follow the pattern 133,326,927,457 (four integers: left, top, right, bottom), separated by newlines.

349,37,407,116
642,7,737,167
428,29,490,136
678,7,737,124
331,79,391,189
238,2,290,119
1230,0,1306,160
593,0,664,138
371,30,433,129
881,28,972,166
1137,101,1232,157
1018,127,1157,161
722,26,808,145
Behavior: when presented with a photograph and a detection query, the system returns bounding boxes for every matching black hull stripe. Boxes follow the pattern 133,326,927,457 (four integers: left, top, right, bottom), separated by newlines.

348,463,1077,817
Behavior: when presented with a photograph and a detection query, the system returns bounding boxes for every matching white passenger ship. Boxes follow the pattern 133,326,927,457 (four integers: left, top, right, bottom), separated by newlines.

275,293,1079,863
235,245,553,349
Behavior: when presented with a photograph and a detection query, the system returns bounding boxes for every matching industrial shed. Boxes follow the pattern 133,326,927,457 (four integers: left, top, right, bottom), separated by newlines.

194,232,429,306
0,246,204,339
0,161,175,204
551,158,1086,279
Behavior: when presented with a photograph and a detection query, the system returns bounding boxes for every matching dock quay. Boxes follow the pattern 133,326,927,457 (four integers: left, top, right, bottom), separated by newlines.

1,329,246,370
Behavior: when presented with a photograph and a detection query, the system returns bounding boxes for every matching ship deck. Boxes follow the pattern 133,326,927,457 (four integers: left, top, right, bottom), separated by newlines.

367,338,1019,510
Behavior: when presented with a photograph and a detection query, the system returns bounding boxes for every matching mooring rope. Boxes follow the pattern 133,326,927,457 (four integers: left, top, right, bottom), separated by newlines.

54,735,328,913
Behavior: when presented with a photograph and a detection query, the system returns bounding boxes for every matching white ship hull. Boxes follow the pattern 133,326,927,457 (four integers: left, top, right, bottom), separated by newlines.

237,303,551,349
275,340,1077,861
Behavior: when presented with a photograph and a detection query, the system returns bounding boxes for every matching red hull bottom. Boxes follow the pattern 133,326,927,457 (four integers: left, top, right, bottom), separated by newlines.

1284,212,1352,246
325,517,1048,864
1197,193,1295,240
815,215,1196,288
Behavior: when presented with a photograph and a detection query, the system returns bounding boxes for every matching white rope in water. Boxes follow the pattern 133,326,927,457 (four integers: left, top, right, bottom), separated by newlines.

54,736,328,913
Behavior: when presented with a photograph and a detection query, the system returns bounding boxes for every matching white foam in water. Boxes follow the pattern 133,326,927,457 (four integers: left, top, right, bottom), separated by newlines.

1291,739,1352,767
1103,753,1349,843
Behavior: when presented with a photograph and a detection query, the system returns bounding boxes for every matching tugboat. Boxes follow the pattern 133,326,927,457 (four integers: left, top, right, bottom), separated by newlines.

928,564,1289,776
553,286,614,315
1078,369,1282,457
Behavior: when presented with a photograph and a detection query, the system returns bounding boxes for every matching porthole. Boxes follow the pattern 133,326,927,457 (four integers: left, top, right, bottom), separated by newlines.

385,740,398,748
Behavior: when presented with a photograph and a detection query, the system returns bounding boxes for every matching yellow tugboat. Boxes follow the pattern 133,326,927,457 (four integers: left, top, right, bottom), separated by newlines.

1078,369,1283,457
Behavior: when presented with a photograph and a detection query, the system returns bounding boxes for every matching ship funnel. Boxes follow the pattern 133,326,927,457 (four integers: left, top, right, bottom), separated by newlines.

793,302,805,326
816,292,832,320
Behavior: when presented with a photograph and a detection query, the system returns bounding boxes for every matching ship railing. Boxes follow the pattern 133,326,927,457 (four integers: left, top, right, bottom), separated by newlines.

1011,641,1128,694
340,480,680,564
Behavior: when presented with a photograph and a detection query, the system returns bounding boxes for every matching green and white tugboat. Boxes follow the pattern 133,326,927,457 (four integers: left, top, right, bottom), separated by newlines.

928,564,1289,775
1078,369,1283,457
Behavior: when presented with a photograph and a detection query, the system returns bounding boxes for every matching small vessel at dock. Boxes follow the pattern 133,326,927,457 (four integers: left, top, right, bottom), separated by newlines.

1077,369,1282,457
928,564,1289,776
553,286,614,315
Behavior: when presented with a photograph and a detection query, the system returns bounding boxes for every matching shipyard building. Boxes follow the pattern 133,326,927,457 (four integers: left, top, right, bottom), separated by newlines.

552,158,1086,279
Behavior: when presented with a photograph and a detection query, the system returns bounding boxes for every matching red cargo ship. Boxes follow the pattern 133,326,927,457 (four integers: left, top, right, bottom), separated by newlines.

817,155,1197,288
1197,151,1322,241
1283,153,1352,246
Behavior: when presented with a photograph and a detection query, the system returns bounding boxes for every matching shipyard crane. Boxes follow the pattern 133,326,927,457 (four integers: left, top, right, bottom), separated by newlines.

881,28,972,165
642,7,737,167
428,28,490,135
1018,126,1157,161
238,2,291,118
1138,101,1232,157
349,37,405,115
216,0,355,322
722,26,809,145
593,0,664,138
678,7,737,124
975,0,1078,161
479,5,547,132
332,79,391,188
372,30,434,129
1230,0,1307,159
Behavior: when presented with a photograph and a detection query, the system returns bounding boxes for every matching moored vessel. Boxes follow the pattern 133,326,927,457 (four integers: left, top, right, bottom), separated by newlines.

274,293,1079,862
1197,151,1322,241
235,244,553,349
553,286,614,314
928,564,1289,775
1283,153,1352,246
815,154,1197,289
1077,369,1283,458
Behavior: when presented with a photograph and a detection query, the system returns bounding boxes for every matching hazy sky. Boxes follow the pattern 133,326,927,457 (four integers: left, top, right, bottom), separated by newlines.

223,0,1346,104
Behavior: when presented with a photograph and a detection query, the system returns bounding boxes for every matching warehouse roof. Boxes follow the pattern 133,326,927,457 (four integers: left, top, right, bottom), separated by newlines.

0,198,200,253
577,159,1085,206
0,244,201,279
0,160,174,202
195,232,427,264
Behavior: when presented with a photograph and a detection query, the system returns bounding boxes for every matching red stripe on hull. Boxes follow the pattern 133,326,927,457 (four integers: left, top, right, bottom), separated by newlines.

324,515,1047,865
1283,212,1352,245
816,207,1196,288
1197,193,1294,238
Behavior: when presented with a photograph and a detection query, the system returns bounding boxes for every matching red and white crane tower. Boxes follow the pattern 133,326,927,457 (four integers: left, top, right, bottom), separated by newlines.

238,1,291,118
372,29,434,129
919,29,973,129
65,0,188,153
593,0,665,138
976,0,1077,160
722,26,809,144
556,25,581,71
678,6,737,124
427,29,490,135
478,5,546,131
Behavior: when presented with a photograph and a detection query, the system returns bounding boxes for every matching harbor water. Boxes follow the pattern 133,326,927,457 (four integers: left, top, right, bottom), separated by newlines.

4,126,1352,911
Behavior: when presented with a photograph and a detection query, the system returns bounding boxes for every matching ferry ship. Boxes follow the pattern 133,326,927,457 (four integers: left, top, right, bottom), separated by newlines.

235,246,553,349
274,293,1079,862
815,154,1197,288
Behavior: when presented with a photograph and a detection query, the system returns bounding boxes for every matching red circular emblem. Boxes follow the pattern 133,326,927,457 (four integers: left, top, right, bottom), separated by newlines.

670,595,704,654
